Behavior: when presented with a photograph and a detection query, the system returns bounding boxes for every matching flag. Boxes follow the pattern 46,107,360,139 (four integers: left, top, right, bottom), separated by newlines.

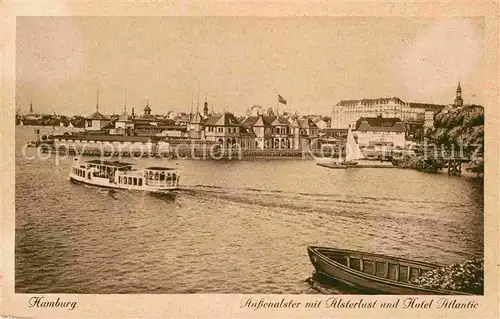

278,94,287,105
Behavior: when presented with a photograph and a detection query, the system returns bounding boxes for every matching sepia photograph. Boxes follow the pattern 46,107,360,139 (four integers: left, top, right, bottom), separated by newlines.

12,16,485,298
2,2,498,316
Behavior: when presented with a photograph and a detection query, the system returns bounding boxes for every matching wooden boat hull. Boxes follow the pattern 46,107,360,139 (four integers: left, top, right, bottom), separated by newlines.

307,246,471,295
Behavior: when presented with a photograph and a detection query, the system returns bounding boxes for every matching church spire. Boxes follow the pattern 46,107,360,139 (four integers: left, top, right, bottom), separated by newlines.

203,94,209,117
454,81,463,107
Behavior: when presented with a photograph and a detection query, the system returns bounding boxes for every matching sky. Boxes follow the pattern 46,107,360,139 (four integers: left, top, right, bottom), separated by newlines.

16,16,485,116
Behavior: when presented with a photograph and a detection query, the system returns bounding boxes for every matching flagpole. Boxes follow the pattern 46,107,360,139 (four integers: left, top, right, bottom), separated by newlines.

276,94,279,116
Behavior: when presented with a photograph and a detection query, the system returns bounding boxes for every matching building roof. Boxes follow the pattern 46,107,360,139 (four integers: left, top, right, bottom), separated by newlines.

297,118,318,129
139,114,156,121
271,116,290,126
53,134,163,142
204,113,241,126
239,125,256,136
313,117,327,123
242,115,275,127
408,102,445,111
86,159,134,167
336,97,445,111
102,122,115,130
86,111,109,120
145,167,176,171
337,97,404,106
356,117,407,132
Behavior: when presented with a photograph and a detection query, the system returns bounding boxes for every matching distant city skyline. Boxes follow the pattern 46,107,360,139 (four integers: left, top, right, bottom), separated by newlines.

16,17,484,116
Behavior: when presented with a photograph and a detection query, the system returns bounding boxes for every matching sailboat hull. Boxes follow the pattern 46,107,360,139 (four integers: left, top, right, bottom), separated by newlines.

344,161,358,166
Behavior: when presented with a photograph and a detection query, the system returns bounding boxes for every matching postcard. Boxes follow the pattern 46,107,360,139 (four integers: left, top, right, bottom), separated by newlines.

1,1,498,318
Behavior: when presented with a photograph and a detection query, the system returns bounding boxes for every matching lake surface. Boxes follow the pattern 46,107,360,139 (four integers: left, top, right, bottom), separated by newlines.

15,126,484,293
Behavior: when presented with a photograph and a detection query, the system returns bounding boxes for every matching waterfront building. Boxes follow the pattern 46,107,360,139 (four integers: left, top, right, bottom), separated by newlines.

113,106,135,135
204,112,243,149
354,116,407,148
271,116,291,149
288,117,319,150
313,117,330,130
318,128,348,147
241,113,319,150
85,109,110,132
242,114,274,149
331,97,444,129
187,111,205,139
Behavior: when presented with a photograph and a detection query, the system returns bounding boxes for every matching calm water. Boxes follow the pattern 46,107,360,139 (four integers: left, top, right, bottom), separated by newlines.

15,126,484,293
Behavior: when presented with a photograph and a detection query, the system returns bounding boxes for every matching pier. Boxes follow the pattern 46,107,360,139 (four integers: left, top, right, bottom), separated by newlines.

317,162,406,170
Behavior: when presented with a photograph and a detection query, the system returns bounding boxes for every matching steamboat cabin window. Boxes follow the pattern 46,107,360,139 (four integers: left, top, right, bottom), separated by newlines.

138,179,142,186
133,178,137,185
124,177,127,184
128,177,132,184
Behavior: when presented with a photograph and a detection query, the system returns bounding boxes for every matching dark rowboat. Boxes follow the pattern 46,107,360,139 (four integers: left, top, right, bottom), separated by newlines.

307,246,472,295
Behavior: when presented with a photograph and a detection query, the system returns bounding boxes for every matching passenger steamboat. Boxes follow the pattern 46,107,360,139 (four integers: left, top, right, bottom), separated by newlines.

69,158,180,193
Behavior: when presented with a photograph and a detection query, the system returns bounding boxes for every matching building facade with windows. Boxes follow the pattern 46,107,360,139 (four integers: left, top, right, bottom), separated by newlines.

85,110,110,131
354,117,408,148
331,97,444,129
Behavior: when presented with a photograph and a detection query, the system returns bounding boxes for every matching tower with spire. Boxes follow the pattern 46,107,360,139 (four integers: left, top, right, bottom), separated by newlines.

454,81,463,107
203,95,209,118
144,99,152,116
84,83,110,131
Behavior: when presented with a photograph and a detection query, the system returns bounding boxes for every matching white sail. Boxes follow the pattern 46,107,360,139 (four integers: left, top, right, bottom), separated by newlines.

345,126,365,161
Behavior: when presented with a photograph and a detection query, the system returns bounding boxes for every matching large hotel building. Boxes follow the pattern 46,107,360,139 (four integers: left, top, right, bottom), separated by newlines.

330,82,464,129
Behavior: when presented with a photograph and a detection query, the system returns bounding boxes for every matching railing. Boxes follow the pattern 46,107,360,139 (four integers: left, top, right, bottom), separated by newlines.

421,149,481,161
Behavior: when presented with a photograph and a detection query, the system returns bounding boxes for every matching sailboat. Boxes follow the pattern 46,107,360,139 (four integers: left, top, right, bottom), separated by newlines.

343,126,365,166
